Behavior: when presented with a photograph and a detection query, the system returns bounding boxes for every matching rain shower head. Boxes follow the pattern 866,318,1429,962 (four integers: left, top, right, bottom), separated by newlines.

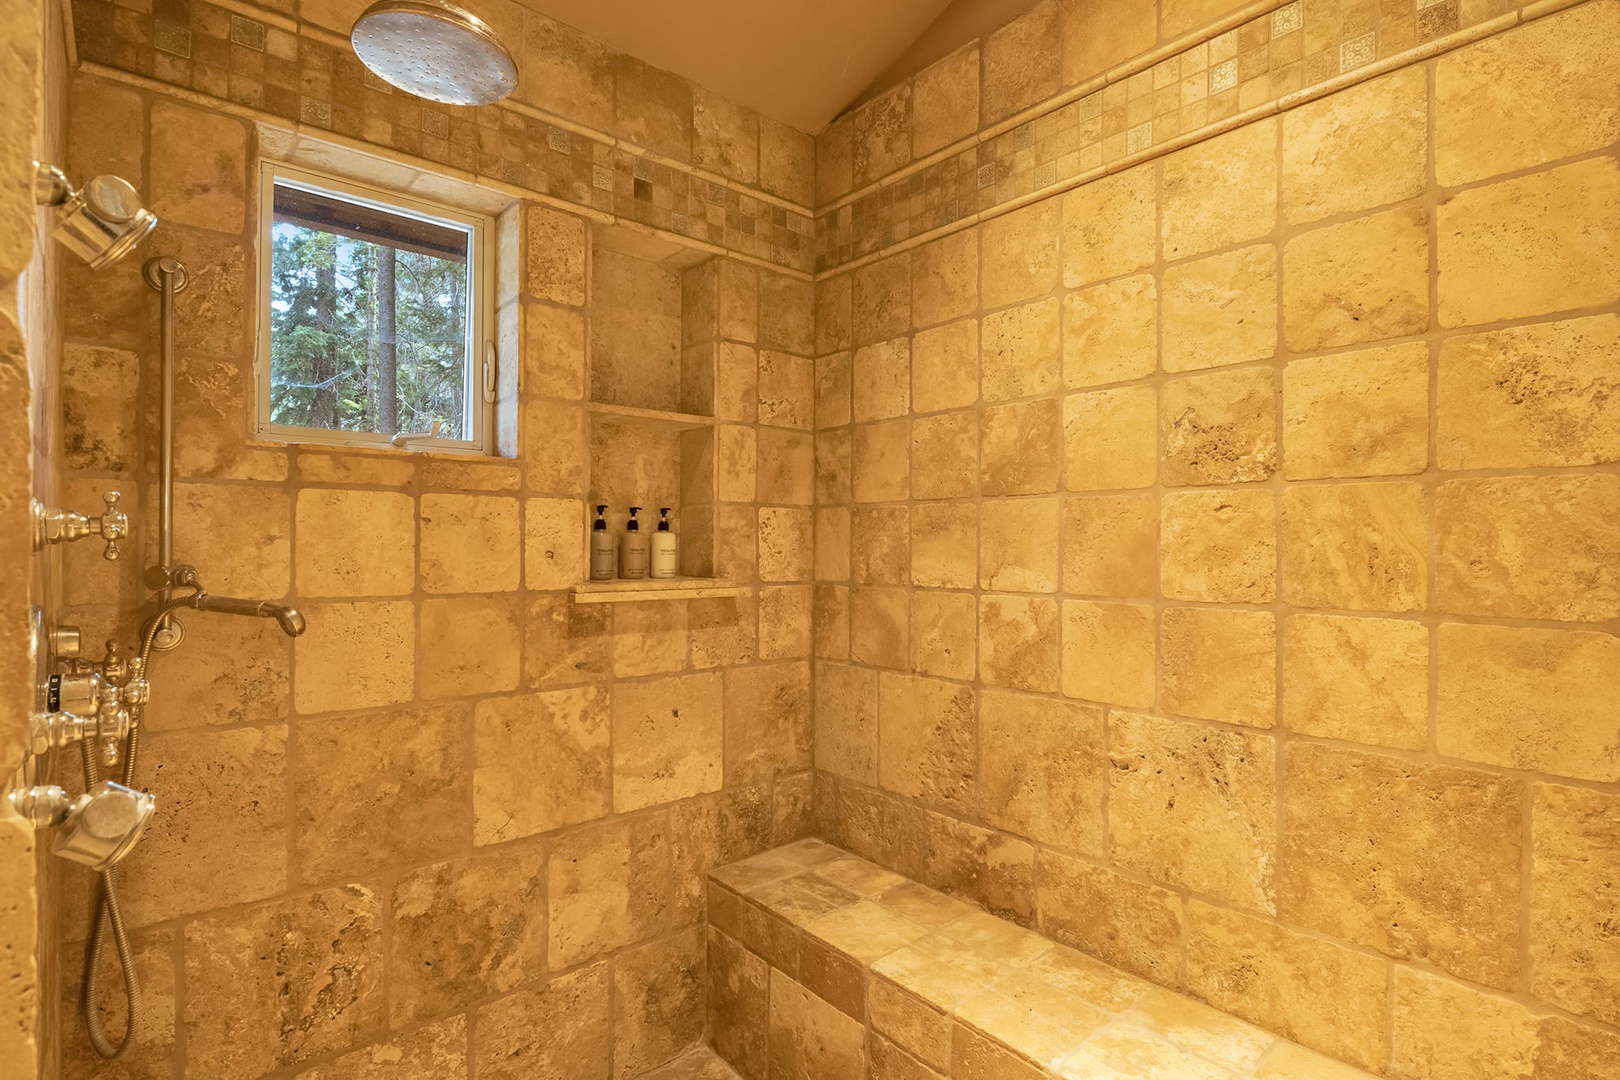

351,0,517,106
34,162,157,269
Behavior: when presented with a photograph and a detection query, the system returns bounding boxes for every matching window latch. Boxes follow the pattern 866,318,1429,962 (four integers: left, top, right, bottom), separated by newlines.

390,419,445,449
482,340,497,404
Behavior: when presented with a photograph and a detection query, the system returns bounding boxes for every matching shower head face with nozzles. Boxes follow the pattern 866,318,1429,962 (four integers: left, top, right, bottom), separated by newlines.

351,0,517,106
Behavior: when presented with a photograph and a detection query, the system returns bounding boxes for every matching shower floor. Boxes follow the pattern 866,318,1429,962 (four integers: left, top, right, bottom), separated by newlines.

637,1046,745,1080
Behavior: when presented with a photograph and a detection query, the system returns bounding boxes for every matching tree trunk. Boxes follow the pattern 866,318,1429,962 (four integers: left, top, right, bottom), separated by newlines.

377,246,400,434
313,247,339,429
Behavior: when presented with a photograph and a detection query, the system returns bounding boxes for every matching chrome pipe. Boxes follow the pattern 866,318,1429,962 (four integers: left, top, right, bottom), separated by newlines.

142,258,188,650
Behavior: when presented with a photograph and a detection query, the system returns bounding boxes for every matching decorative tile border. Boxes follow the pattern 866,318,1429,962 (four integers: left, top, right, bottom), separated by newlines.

69,0,815,273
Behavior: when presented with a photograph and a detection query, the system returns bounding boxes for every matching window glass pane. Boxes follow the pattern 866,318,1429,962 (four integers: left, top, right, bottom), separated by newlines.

268,180,473,438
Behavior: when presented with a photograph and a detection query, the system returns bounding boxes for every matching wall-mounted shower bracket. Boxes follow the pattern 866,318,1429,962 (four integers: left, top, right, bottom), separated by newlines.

32,491,127,560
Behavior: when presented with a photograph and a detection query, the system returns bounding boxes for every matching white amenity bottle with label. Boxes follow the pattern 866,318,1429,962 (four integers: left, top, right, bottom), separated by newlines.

590,504,616,581
650,507,678,579
619,507,649,579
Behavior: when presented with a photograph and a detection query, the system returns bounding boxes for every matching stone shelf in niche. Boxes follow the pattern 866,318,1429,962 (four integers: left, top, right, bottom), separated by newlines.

586,401,716,431
571,578,739,604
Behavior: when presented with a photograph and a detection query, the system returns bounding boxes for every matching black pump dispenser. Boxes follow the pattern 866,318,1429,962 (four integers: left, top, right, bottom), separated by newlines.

593,505,608,531
657,507,671,532
627,507,641,530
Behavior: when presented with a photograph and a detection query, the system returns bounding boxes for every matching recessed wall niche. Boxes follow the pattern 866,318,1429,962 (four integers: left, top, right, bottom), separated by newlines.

579,224,732,600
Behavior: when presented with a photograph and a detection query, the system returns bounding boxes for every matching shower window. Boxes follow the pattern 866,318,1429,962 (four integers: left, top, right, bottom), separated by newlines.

256,162,492,451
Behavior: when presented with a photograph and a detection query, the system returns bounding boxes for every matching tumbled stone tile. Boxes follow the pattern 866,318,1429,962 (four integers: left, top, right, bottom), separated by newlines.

1063,275,1157,388
980,498,1060,591
806,900,930,964
297,1014,467,1080
851,506,909,585
1282,67,1426,225
1282,482,1427,612
853,83,910,186
853,256,911,346
172,483,289,599
979,690,1107,853
958,966,1109,1067
1438,158,1620,329
981,298,1061,402
523,300,586,400
869,1029,944,1080
1160,488,1276,602
814,662,879,784
813,854,909,898
869,975,951,1071
912,590,978,681
1185,900,1388,1071
1390,968,1539,1080
672,789,774,924
1118,986,1275,1072
691,591,758,669
911,320,980,413
1161,367,1277,486
1283,614,1428,751
548,814,670,967
1532,783,1620,1025
418,595,522,696
850,586,910,668
979,595,1060,693
1036,849,1182,985
1284,207,1429,351
852,420,910,502
184,887,383,1077
419,493,520,593
525,497,585,589
1282,342,1429,480
1063,386,1157,490
1438,623,1620,783
143,614,289,730
1435,475,1620,622
911,230,978,329
473,963,611,1080
1055,1021,1231,1080
923,817,1036,925
1161,245,1278,373
982,399,1062,496
1110,712,1277,913
871,935,1008,1014
953,1023,1047,1080
1060,600,1155,709
980,0,1060,123
613,673,723,812
1437,315,1620,469
149,100,246,232
759,506,813,584
767,969,865,1079
1160,607,1276,728
750,872,863,927
818,274,853,354
474,686,609,844
1062,494,1157,598
1279,744,1522,989
710,927,768,1079
1254,1040,1377,1079
853,337,911,423
724,662,811,786
981,201,1061,308
1532,1015,1620,1080
525,204,586,305
1061,0,1154,83
1063,168,1156,288
615,928,706,1077
911,502,977,588
878,674,976,811
758,584,812,660
913,41,980,158
1163,119,1277,261
911,411,979,500
62,925,175,1080
1025,944,1152,1014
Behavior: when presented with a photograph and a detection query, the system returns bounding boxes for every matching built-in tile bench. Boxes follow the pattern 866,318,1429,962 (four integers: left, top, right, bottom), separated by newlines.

706,840,1378,1080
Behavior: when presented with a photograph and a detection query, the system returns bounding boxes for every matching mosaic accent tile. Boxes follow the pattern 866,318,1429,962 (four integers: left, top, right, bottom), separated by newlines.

546,127,572,153
1127,121,1153,154
1340,32,1378,71
421,109,449,138
154,20,191,58
976,162,998,188
229,15,264,51
1271,1,1303,36
1210,59,1239,94
592,164,615,191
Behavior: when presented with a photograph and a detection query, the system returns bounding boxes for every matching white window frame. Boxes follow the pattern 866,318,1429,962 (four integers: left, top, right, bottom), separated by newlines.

255,160,495,454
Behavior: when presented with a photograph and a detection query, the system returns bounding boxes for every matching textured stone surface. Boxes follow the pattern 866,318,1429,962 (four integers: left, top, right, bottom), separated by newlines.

724,662,811,785
1160,607,1276,728
911,590,977,681
710,928,769,1077
981,399,1061,496
1281,483,1427,612
1389,969,1539,1080
981,201,1061,308
548,815,671,968
878,674,976,811
1037,850,1183,984
979,690,1106,853
1061,599,1155,709
1063,386,1157,490
1062,493,1157,598
910,502,977,589
1282,67,1427,224
1279,744,1522,989
1284,207,1429,351
911,320,979,414
1110,712,1277,912
1283,614,1428,750
911,411,978,501
853,338,911,423
979,0,1060,124
613,673,724,812
1438,623,1620,783
768,969,866,1079
849,587,910,668
979,498,1059,592
1161,368,1277,486
419,493,520,593
1162,121,1277,261
473,964,612,1080
1532,784,1620,1025
1161,245,1278,373
978,595,1060,693
615,928,707,1077
1159,488,1276,603
418,596,523,697
981,298,1061,403
474,686,610,843
1063,275,1157,388
1282,343,1429,479
293,1015,467,1080
1063,168,1156,287
912,43,981,159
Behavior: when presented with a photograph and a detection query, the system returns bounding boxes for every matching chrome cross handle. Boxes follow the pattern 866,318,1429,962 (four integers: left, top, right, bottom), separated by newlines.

32,491,128,560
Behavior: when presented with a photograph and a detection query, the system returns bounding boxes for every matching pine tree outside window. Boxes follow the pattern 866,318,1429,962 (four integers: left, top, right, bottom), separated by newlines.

256,162,492,452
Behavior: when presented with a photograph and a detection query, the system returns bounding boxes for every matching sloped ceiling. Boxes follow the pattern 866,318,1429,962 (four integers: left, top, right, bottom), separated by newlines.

522,0,956,133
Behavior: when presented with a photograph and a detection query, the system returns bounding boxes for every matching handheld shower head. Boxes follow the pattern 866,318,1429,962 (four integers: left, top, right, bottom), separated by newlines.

187,593,307,637
34,162,157,269
9,781,157,872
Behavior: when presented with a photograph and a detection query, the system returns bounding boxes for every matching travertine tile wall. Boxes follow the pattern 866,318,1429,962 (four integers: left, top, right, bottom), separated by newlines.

49,60,816,1080
809,0,1620,1074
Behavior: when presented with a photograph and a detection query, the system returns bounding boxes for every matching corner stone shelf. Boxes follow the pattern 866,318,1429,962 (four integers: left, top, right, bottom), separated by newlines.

586,401,716,430
571,578,740,604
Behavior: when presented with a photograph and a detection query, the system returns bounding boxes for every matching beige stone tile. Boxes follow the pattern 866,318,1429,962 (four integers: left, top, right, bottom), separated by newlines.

419,596,522,697
981,0,1061,123
1063,386,1157,491
953,1023,1048,1080
979,595,1060,692
981,297,1061,402
389,849,546,1024
852,420,910,502
524,399,586,493
982,399,1062,496
979,498,1060,592
980,689,1106,853
1435,475,1620,622
854,255,911,345
418,493,519,594
911,502,978,589
759,584,813,659
1528,1016,1620,1080
1024,944,1153,1014
1064,167,1156,288
879,673,977,811
913,42,981,158
1062,0,1155,86
806,900,930,964
613,672,723,812
1117,987,1276,1072
693,88,759,184
614,53,693,159
523,301,586,400
1253,1041,1375,1079
295,1014,467,1080
61,343,138,472
294,600,415,712
912,591,978,681
854,82,912,186
1533,783,1620,1026
1161,367,1277,486
768,969,866,1080
1159,0,1253,37
692,590,758,670
1110,712,1277,912
1160,606,1276,728
1279,743,1522,989
815,506,851,582
760,272,814,356
295,450,413,488
815,582,851,659
1390,968,1540,1080
1160,487,1277,603
850,586,910,668
292,704,467,883
815,852,911,899
815,351,850,430
1162,120,1277,261
518,13,613,128
149,100,246,233
1439,158,1620,329
760,505,814,582
614,928,707,1077
1283,614,1428,750
761,115,815,206
525,496,585,590
759,428,815,507
184,887,383,1077
1162,245,1278,373
1061,600,1156,709
853,337,911,424
1284,207,1430,351
1055,1022,1231,1080
923,816,1036,924
717,424,757,504
872,935,1008,1013
753,872,863,929
525,203,587,306
473,963,611,1080
982,201,1062,309
1282,482,1427,612
1063,275,1158,389
143,615,290,731
911,411,979,500
1185,900,1388,1071
912,319,980,412
959,967,1111,1067
1062,493,1158,598
710,927,770,1078
169,483,289,601
1436,1,1620,186
725,661,811,785
1282,342,1429,479
717,342,760,424
473,686,609,845
1438,623,1620,783
759,351,815,430
1283,66,1427,225
819,273,854,354
526,593,611,688
548,814,670,968
1437,315,1620,469
870,977,951,1072
1037,849,1183,984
